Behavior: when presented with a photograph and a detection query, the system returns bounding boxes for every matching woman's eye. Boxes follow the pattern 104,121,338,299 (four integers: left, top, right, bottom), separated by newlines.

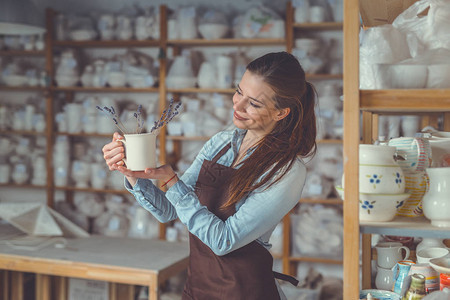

250,102,261,108
235,89,242,96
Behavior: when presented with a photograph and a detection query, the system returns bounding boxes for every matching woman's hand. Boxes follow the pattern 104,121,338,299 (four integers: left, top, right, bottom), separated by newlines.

117,164,178,188
102,132,126,171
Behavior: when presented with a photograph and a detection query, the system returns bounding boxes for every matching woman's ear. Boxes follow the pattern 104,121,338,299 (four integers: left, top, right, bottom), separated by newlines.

275,108,290,121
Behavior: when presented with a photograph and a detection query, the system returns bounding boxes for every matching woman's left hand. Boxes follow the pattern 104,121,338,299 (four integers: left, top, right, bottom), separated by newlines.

117,164,178,188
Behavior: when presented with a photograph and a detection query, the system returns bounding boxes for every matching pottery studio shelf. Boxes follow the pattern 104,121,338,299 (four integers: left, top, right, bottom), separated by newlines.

360,217,450,239
167,38,286,47
293,22,343,30
51,86,159,93
0,50,46,56
52,39,161,48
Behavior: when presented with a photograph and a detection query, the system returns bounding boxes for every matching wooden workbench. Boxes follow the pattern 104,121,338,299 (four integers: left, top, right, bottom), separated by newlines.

0,234,189,300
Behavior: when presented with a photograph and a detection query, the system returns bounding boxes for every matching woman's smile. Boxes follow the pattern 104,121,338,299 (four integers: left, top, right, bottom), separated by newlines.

233,111,247,121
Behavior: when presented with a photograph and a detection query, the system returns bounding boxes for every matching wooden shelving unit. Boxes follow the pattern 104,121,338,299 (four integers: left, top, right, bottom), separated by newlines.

0,50,46,56
342,0,450,298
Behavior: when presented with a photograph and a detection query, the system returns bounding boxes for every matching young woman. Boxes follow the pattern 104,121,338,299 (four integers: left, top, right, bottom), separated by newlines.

102,51,317,300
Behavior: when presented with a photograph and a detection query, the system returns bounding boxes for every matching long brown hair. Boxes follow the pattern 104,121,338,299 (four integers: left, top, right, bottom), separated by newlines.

224,51,317,208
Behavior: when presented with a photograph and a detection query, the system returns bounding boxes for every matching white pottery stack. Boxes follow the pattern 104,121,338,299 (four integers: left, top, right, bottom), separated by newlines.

339,144,410,222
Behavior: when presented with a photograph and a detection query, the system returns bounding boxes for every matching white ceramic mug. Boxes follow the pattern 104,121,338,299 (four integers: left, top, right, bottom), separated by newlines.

376,242,411,269
119,132,157,171
416,247,450,264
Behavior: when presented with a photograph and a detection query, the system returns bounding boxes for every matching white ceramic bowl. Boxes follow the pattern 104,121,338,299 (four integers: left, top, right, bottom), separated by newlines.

70,29,97,41
198,23,229,40
166,76,196,89
55,75,79,87
427,64,450,88
376,64,428,89
336,186,409,222
3,75,28,87
429,256,450,274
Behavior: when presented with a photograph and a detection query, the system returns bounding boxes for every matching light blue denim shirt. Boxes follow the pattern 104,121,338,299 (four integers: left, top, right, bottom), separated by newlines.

125,128,307,256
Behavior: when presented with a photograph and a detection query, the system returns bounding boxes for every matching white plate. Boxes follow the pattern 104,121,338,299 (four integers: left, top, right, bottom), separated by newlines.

360,289,400,300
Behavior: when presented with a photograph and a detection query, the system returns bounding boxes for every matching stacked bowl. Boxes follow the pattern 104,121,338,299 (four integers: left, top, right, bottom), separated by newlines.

338,144,410,222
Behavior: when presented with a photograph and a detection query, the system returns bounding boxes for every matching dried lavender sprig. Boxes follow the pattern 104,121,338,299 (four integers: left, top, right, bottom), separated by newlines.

96,106,127,134
103,106,130,134
150,99,182,133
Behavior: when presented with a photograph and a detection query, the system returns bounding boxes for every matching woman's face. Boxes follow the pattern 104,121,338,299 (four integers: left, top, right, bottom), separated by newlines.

232,71,287,137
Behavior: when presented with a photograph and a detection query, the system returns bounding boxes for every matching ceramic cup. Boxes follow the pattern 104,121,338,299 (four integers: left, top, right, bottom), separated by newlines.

408,263,440,293
0,164,11,183
416,247,450,264
376,242,411,269
388,137,431,173
397,171,427,217
119,132,158,171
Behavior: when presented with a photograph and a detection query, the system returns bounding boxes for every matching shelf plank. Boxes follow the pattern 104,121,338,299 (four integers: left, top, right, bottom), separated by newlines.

54,186,128,194
0,86,47,91
0,130,46,136
293,22,343,30
289,256,343,264
0,50,46,56
299,198,343,205
166,135,210,141
56,132,112,138
317,139,342,144
360,216,450,238
360,89,450,112
167,88,235,94
52,40,160,48
52,86,159,93
0,183,47,189
168,38,286,47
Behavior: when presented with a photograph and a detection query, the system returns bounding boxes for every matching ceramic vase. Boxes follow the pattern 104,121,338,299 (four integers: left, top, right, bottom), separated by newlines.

402,273,426,300
393,260,416,294
422,167,450,227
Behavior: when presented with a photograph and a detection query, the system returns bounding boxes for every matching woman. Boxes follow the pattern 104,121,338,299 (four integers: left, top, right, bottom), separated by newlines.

102,51,317,300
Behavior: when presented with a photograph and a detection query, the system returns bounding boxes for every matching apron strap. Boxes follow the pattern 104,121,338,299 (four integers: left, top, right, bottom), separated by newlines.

273,271,299,287
211,143,232,163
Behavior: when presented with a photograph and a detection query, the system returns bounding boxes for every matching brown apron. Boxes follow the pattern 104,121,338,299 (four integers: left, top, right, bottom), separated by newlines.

182,143,298,300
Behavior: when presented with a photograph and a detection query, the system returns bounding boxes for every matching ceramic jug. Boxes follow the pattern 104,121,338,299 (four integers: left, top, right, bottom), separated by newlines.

422,167,450,227
416,238,446,253
376,242,411,269
393,260,416,294
427,131,450,167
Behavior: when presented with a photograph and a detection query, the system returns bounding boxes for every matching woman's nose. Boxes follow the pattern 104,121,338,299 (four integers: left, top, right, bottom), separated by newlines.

233,96,246,111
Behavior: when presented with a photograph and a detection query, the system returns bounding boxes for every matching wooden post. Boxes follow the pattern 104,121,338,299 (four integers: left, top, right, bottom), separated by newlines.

35,274,51,300
10,272,24,300
343,0,361,298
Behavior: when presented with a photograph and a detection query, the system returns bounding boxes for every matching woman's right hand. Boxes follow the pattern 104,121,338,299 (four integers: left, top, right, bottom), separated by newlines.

102,132,125,171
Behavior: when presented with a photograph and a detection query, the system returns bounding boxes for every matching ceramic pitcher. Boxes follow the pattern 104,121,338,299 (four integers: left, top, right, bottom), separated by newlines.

422,167,450,227
427,131,450,167
393,260,416,294
376,242,411,269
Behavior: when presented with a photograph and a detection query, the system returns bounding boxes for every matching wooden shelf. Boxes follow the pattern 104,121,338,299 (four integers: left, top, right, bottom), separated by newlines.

289,256,343,264
167,88,235,94
0,50,46,56
166,135,210,141
0,130,46,136
54,186,128,194
0,86,47,91
52,39,161,48
299,198,343,205
317,139,342,144
168,38,286,47
293,22,343,30
360,216,450,239
360,89,450,112
56,132,112,138
52,86,159,93
0,183,47,189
